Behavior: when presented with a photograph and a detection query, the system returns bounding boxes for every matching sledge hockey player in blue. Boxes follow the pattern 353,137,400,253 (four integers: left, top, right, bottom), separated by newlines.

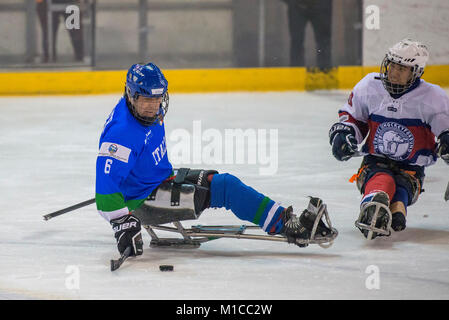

96,63,337,256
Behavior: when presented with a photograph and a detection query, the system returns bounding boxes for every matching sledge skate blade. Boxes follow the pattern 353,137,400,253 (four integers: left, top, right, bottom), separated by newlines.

309,227,338,248
150,238,202,249
191,225,249,235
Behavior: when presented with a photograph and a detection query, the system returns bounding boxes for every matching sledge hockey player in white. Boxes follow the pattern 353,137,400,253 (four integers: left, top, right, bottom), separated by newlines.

328,39,449,240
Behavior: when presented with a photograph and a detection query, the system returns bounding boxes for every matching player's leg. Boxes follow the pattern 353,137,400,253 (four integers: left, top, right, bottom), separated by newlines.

390,169,424,231
390,186,408,231
358,172,395,239
362,172,396,204
209,173,285,234
354,157,396,239
209,173,335,246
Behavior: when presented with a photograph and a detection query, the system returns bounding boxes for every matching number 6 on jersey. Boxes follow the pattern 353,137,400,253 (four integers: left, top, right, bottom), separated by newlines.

104,159,113,174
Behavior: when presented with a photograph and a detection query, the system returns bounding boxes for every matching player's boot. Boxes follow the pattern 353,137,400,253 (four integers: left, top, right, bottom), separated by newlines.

279,206,310,247
391,212,406,231
355,191,392,240
280,197,337,247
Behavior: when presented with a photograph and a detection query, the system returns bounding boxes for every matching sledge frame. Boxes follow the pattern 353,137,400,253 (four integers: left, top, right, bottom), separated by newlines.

143,221,337,249
136,199,338,249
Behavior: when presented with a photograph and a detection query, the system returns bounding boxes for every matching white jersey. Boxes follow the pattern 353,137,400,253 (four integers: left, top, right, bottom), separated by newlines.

338,73,449,167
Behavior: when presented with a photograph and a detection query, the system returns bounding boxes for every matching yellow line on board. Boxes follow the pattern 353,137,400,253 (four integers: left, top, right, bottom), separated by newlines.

0,65,447,95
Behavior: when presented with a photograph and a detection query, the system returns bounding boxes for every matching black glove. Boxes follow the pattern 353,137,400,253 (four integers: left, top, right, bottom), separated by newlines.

437,130,449,165
110,214,143,256
329,123,358,161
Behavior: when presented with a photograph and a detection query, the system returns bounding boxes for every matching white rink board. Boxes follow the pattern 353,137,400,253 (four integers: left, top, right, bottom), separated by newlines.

363,0,449,65
0,91,448,300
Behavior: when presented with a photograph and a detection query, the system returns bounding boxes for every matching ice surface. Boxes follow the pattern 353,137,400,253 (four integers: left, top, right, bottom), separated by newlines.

0,91,448,300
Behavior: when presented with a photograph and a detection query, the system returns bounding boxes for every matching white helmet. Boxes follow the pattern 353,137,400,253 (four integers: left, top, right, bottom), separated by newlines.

380,38,429,95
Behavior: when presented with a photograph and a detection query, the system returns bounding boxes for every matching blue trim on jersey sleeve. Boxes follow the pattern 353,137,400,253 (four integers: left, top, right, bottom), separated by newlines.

369,114,431,129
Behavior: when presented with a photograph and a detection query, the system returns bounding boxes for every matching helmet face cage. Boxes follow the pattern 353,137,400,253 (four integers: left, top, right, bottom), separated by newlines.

380,56,417,95
159,91,169,121
126,88,169,126
380,39,428,96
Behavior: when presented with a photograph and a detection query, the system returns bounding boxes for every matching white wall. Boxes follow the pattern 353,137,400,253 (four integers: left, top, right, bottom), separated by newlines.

363,0,449,66
0,12,26,55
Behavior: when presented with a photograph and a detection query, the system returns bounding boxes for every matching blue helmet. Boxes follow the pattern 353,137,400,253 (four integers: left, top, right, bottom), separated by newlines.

126,63,168,98
125,62,169,126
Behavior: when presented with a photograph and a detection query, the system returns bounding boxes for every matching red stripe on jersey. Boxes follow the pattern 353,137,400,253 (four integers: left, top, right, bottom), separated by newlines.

339,111,369,137
348,92,354,107
366,120,435,159
407,126,435,159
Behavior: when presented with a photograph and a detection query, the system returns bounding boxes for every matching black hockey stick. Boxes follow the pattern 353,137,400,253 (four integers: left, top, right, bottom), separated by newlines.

352,150,366,158
43,198,96,221
110,246,132,272
444,181,449,202
437,151,449,201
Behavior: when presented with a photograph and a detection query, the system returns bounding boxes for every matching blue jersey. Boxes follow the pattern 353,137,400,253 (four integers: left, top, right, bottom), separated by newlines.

95,97,173,221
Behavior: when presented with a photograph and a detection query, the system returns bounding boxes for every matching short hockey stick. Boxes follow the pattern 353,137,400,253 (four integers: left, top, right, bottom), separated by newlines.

110,246,132,272
444,181,449,202
43,198,96,221
353,150,367,158
436,150,449,201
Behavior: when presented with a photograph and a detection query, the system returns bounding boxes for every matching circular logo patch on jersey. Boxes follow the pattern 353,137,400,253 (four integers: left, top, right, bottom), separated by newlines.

108,144,118,154
373,122,414,161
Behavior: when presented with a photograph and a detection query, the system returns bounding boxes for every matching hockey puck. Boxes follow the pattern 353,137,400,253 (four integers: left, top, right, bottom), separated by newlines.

159,265,174,272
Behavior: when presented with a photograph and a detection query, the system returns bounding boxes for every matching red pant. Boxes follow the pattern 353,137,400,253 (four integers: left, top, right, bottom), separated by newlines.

363,172,408,216
364,172,396,200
